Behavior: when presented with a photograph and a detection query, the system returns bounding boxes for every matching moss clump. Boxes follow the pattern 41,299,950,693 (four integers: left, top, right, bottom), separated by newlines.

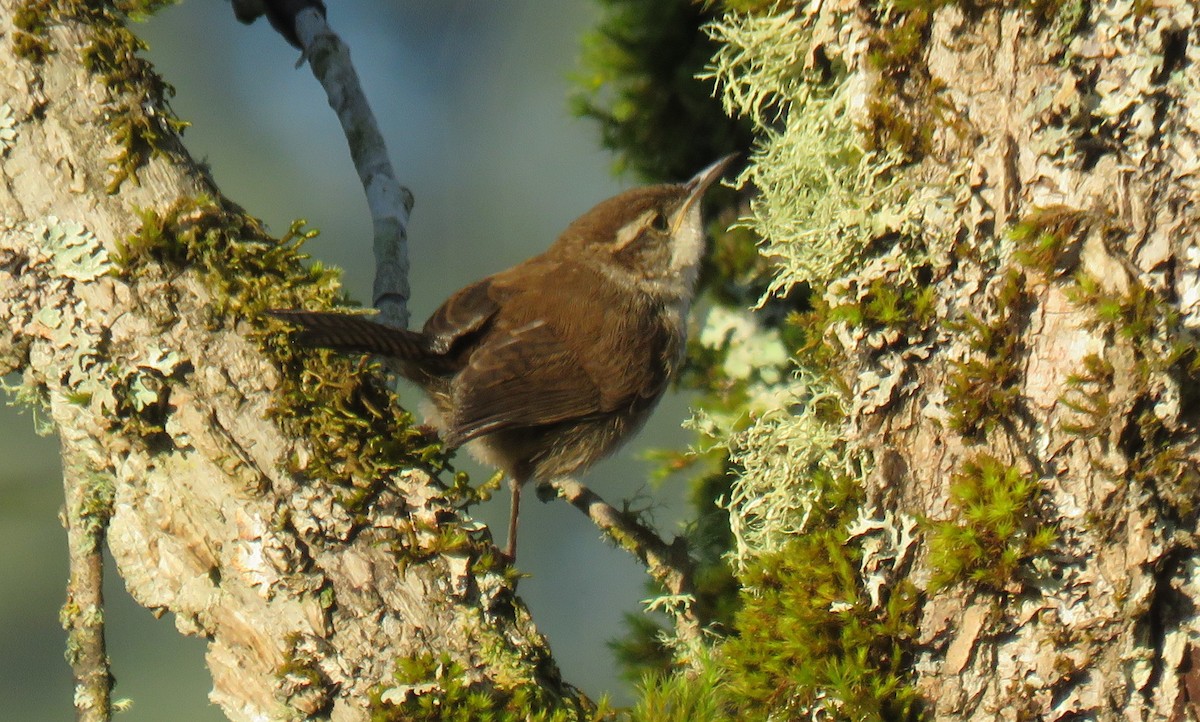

863,4,947,161
623,470,921,722
1063,271,1200,520
925,455,1056,593
117,198,466,534
1064,271,1200,404
116,197,338,320
82,17,189,192
113,0,175,21
1067,273,1168,359
12,0,54,61
370,653,604,722
946,271,1031,438
862,0,1091,161
1010,206,1092,277
571,0,752,182
828,274,938,343
627,654,728,722
1131,424,1200,520
945,314,1023,438
1059,353,1115,438
718,468,921,720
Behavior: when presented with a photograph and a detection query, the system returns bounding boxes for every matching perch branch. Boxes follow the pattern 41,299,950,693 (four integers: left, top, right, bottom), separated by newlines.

547,478,700,641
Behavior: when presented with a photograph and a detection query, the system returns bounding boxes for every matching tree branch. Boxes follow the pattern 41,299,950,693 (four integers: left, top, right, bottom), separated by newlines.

546,478,700,641
59,439,114,722
231,1,413,327
291,8,413,327
0,3,579,719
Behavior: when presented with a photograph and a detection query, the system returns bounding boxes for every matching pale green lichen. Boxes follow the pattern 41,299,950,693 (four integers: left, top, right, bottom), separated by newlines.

703,8,960,297
31,216,115,282
697,304,788,385
3,215,177,427
722,371,866,568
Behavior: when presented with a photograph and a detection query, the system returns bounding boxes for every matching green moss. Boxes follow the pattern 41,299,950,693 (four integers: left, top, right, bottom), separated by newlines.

945,271,1030,438
571,0,752,182
1067,273,1168,355
925,455,1056,593
861,4,957,162
83,20,189,192
1063,270,1199,405
116,198,339,319
828,274,938,342
12,0,54,61
862,0,1091,161
627,657,728,722
1056,263,1200,520
369,653,604,722
78,471,117,537
1010,206,1091,277
719,468,921,720
116,198,480,553
945,326,1022,438
623,468,921,721
113,0,176,21
783,294,841,374
1134,436,1200,519
1059,353,1115,438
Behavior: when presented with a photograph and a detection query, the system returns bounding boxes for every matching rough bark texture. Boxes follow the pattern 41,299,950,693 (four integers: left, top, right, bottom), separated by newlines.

825,2,1200,718
0,4,575,721
707,0,1200,719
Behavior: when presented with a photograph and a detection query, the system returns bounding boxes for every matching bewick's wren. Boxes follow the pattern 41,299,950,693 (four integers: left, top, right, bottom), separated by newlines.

273,155,735,559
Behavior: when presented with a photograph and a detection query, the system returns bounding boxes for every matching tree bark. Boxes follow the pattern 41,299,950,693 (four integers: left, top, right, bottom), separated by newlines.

0,3,577,720
715,1,1200,718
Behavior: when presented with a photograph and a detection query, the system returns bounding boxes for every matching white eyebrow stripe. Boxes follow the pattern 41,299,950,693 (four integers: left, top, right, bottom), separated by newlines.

611,209,657,252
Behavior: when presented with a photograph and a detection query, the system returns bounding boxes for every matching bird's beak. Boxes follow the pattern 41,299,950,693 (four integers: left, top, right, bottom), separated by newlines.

671,154,738,233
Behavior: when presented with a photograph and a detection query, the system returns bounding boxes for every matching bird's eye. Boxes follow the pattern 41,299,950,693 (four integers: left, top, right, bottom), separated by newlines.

650,211,670,232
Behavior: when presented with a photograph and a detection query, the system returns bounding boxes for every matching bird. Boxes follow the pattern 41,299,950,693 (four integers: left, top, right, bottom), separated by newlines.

272,155,735,560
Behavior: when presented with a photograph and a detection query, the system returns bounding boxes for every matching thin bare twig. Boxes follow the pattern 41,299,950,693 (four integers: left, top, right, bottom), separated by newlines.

293,9,413,327
547,478,700,641
232,2,414,327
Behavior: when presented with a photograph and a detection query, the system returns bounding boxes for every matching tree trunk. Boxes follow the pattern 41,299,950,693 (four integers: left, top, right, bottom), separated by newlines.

0,3,578,720
712,0,1200,718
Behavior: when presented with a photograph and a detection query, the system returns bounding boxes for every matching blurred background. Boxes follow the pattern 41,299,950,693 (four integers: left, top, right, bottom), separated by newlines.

0,2,701,718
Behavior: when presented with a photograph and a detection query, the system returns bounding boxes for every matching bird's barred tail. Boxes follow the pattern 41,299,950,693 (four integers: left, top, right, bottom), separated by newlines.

268,310,433,361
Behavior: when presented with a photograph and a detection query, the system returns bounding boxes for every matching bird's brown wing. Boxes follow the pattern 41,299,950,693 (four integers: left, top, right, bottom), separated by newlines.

421,278,502,355
442,261,673,446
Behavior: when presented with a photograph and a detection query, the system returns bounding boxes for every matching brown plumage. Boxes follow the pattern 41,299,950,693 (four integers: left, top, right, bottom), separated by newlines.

272,155,734,559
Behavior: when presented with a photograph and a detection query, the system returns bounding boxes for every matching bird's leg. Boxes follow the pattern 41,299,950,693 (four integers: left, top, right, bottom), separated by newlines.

505,476,522,561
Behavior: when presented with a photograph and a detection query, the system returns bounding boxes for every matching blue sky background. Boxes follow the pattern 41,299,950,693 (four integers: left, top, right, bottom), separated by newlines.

0,2,704,718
